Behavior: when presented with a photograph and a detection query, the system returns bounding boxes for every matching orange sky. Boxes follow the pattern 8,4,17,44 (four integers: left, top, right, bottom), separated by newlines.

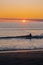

0,0,43,19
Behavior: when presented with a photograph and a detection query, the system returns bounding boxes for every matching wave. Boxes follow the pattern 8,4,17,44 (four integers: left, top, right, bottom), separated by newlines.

0,34,43,40
0,47,43,51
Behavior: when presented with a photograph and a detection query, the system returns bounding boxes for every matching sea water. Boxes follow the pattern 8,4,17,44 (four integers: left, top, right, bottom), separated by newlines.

0,22,43,51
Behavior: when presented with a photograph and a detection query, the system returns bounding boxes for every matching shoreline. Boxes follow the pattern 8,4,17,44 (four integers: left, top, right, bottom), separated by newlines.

0,49,43,58
0,49,43,53
0,49,43,65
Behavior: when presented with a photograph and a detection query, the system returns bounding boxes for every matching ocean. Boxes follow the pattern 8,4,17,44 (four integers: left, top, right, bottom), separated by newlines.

0,22,43,51
0,21,43,51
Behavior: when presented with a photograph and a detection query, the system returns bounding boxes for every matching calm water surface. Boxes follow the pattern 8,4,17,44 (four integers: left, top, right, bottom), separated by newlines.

0,28,43,50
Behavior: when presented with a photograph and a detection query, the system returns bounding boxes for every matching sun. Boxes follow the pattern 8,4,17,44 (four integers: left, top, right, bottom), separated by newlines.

22,20,26,23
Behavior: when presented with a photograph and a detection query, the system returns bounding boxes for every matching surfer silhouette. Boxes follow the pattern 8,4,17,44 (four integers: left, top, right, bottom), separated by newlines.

29,33,32,37
29,33,32,39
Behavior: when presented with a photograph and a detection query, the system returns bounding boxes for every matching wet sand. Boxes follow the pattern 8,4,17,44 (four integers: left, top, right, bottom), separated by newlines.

0,50,43,65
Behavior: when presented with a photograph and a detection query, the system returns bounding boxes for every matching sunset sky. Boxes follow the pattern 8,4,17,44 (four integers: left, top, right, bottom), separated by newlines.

0,0,43,19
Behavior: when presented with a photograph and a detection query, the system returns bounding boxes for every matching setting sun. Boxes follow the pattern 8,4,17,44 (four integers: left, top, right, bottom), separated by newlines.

22,20,26,23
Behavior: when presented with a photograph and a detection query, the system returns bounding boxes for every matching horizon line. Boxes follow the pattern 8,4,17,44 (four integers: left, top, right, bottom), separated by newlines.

0,18,43,21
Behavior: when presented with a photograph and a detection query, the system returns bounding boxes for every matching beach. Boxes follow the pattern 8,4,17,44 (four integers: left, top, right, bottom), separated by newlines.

0,0,43,65
0,50,43,65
